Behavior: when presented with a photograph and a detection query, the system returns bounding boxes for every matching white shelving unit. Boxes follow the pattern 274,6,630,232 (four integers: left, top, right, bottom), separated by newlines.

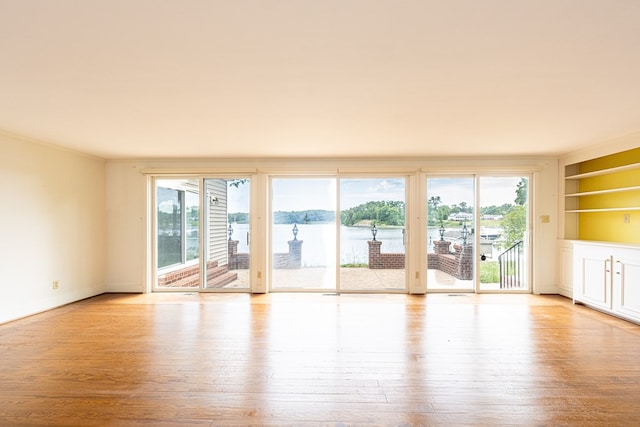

564,162,640,180
558,140,640,302
565,185,640,198
567,161,640,322
565,207,640,213
563,161,640,238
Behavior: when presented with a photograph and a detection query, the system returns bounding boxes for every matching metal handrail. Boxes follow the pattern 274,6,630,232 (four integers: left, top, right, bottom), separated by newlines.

498,240,524,289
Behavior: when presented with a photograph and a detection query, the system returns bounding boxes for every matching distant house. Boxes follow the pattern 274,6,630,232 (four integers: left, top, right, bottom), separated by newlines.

448,212,473,222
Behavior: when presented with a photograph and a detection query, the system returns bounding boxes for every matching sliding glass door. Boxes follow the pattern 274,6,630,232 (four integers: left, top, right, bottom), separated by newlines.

339,178,406,291
151,173,530,294
201,178,251,291
155,178,201,290
268,176,407,292
153,177,251,292
270,178,337,290
478,176,530,292
425,175,530,293
426,176,475,291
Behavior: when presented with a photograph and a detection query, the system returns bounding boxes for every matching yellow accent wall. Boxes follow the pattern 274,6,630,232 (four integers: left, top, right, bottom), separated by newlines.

578,147,640,172
577,147,640,243
579,212,639,242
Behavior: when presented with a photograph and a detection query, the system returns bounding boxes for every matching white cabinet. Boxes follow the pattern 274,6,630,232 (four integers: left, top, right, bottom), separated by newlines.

573,243,612,310
558,240,574,298
612,248,640,320
573,242,640,324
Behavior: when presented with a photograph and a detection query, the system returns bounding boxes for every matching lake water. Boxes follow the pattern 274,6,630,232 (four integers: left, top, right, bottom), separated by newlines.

231,223,470,266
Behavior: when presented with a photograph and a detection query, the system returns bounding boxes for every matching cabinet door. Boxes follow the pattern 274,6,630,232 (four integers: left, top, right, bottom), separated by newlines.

560,244,573,297
574,245,612,310
613,249,640,320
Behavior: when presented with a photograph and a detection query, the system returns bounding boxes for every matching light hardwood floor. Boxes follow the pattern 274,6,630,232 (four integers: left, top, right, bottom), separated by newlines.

1,292,640,426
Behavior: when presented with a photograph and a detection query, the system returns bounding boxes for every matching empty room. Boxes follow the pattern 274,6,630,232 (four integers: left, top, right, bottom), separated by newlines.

1,1,640,425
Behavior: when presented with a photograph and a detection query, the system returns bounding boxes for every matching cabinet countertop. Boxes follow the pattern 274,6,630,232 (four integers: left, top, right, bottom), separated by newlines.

568,240,640,249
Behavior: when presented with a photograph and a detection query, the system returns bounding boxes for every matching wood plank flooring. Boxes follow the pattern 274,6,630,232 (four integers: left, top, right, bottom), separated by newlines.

1,292,640,426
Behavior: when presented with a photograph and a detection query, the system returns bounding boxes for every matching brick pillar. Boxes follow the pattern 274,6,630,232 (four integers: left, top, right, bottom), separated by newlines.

434,240,451,254
454,244,462,260
458,243,473,280
368,240,382,269
288,239,303,269
228,240,239,270
228,240,239,256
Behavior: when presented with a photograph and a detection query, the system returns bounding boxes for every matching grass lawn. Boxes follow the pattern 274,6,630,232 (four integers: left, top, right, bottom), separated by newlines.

480,261,499,283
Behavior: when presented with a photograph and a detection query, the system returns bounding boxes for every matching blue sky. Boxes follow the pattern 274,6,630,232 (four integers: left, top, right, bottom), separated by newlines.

272,178,406,211
228,176,525,212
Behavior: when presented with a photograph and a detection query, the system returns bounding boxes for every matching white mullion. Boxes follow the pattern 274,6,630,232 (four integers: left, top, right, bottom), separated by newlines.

336,177,342,294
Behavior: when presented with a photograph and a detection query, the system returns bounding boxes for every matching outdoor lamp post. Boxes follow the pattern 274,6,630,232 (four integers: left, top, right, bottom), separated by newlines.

462,223,469,245
439,223,445,241
292,224,298,240
371,223,378,241
228,223,233,240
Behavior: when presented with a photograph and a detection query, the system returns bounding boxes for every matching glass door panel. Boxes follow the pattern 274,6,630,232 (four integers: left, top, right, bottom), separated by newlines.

478,176,529,292
426,177,475,291
271,178,337,291
202,178,251,291
339,178,406,291
155,178,200,290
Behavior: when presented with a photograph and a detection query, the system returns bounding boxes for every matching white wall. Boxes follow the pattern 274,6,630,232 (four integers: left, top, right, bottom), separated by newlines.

105,157,560,294
0,132,105,324
532,158,559,294
105,162,146,292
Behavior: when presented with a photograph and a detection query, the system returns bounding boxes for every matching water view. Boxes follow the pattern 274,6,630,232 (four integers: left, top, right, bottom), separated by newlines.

231,223,477,266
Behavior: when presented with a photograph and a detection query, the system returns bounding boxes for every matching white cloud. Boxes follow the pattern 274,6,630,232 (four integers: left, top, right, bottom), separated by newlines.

243,176,526,213
427,176,526,207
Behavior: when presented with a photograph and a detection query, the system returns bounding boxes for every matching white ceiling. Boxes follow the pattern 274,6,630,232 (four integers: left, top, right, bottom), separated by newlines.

1,1,639,159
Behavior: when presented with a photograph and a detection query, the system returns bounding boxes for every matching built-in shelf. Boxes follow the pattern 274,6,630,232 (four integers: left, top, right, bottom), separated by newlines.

562,147,640,242
565,207,640,213
565,185,640,197
565,162,640,180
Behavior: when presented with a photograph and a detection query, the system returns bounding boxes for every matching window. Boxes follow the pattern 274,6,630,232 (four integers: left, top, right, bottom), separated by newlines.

156,179,200,270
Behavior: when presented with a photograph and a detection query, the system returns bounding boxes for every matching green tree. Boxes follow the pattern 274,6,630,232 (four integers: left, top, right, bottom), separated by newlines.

439,205,452,222
515,178,527,206
186,206,199,228
428,196,442,226
501,205,526,248
228,179,249,188
340,201,405,226
377,205,401,226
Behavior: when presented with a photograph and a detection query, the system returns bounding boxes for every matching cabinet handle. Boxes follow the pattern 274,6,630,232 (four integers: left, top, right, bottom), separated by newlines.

605,258,610,273
616,260,621,275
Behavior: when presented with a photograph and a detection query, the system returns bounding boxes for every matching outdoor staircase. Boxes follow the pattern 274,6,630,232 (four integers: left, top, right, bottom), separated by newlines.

157,260,237,288
205,262,238,288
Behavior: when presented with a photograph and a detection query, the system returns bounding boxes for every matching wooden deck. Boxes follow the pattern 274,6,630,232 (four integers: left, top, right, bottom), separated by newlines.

1,293,640,426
